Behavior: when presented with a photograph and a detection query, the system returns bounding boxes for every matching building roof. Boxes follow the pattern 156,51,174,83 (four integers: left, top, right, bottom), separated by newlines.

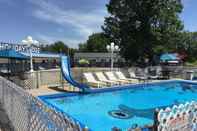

160,53,180,62
0,49,29,59
74,52,120,58
0,42,62,59
0,49,62,59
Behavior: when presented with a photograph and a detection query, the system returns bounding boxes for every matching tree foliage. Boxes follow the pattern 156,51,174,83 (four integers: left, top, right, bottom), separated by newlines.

78,33,110,52
102,0,184,64
183,32,197,61
40,41,77,59
40,41,69,54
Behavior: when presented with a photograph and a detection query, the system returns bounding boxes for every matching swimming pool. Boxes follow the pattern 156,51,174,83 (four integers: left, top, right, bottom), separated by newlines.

39,80,197,131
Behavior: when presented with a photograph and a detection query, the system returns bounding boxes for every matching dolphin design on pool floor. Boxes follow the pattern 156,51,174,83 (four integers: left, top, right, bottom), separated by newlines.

180,83,197,93
118,102,179,119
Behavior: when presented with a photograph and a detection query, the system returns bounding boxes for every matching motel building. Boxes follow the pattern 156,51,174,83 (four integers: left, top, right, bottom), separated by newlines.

74,52,125,67
0,42,61,75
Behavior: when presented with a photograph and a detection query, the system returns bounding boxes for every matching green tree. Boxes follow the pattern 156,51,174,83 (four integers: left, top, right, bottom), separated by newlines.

78,43,88,52
78,33,110,52
102,0,184,64
50,41,69,54
40,41,78,60
183,32,197,61
40,41,69,54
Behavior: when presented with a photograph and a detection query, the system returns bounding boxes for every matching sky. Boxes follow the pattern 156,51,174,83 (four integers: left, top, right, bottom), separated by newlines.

0,0,196,48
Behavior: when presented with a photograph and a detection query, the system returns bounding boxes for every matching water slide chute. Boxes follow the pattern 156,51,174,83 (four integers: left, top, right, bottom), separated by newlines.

61,56,90,93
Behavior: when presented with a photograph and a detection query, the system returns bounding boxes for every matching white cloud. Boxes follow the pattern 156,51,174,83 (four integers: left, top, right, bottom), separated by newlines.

30,0,107,44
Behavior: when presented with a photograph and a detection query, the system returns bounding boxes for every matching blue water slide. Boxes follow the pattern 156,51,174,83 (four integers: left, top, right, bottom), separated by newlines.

61,56,90,92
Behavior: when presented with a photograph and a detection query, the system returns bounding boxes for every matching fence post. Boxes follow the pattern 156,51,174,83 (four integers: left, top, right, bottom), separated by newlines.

37,71,41,88
60,69,64,89
2,79,5,105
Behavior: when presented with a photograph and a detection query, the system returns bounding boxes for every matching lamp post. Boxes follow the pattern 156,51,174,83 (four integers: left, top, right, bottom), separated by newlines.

22,36,39,72
106,42,119,71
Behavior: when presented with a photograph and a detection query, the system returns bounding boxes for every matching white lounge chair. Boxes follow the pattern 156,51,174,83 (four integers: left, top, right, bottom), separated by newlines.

105,72,130,85
95,72,119,86
129,71,139,79
115,71,138,83
83,73,107,88
145,67,160,80
129,71,147,82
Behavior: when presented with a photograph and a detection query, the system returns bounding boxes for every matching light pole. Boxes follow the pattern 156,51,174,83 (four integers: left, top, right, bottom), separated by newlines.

22,36,39,72
106,42,119,71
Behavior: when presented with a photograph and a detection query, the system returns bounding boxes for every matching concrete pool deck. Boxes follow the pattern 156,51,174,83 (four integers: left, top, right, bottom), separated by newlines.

28,86,80,96
27,79,183,96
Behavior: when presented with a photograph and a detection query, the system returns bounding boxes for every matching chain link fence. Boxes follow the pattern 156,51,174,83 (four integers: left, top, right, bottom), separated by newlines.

0,76,84,131
157,101,197,131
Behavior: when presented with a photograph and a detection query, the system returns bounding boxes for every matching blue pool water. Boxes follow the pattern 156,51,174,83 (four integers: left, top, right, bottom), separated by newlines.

40,81,197,131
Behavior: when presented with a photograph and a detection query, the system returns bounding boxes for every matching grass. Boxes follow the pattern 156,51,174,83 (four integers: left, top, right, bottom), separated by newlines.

185,60,197,67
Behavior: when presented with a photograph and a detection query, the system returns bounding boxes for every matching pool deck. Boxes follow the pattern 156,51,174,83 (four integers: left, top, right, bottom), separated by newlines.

28,86,79,96
28,79,183,97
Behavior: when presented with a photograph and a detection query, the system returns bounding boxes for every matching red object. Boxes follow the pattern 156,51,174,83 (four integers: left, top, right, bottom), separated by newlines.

177,52,187,61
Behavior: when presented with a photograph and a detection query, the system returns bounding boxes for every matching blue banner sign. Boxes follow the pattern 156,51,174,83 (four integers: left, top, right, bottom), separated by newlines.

0,42,40,53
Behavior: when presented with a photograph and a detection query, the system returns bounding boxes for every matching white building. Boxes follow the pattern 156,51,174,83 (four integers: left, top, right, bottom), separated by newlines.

74,52,125,67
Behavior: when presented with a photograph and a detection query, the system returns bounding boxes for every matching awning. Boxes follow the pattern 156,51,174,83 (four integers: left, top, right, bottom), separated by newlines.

160,53,179,62
0,49,29,59
0,49,61,59
21,52,61,58
167,60,179,64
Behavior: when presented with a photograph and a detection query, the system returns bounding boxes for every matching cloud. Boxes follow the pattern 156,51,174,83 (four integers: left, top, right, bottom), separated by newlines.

30,0,107,44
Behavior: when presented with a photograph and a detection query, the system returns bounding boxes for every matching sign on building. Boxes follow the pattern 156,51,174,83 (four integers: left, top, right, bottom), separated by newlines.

0,42,40,53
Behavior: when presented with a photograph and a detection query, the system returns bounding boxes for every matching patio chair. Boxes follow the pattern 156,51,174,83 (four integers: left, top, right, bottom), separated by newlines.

115,71,139,83
95,72,119,86
129,71,148,82
148,73,161,79
146,67,160,80
83,73,107,88
105,72,130,85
